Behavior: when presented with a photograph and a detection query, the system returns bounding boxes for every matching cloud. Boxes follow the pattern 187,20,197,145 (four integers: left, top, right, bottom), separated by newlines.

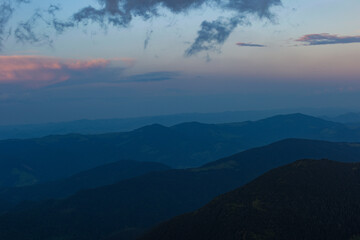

185,17,243,56
297,33,360,46
68,0,281,29
225,0,282,18
0,55,134,88
70,0,208,28
13,4,72,47
236,42,266,47
0,1,15,50
3,0,281,56
0,0,30,50
14,10,53,47
144,29,153,50
184,0,281,56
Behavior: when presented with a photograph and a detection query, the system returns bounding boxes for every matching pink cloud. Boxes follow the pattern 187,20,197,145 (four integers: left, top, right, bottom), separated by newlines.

0,56,134,87
296,33,360,45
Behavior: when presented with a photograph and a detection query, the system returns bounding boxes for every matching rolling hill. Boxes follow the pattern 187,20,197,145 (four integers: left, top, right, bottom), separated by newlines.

140,159,360,240
1,139,360,239
0,160,170,208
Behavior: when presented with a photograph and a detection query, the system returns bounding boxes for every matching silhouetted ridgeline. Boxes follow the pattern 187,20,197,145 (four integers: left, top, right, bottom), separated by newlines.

1,139,360,239
0,110,282,140
140,160,360,240
1,113,360,188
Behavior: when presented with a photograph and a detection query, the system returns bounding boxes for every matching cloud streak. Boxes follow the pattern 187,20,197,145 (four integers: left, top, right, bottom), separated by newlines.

0,1,16,51
15,9,53,47
297,33,360,46
0,0,30,50
236,42,266,47
0,55,134,88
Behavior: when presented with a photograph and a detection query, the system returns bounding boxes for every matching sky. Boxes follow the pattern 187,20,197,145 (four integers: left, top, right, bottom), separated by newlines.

0,0,360,125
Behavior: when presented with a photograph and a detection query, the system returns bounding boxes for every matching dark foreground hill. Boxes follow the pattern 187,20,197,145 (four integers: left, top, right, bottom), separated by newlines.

1,139,360,240
0,199,11,214
0,160,170,208
141,159,360,240
1,113,360,188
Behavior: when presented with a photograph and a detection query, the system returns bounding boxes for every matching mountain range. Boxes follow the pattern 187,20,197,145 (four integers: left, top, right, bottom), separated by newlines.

1,109,345,140
1,113,360,188
0,110,282,140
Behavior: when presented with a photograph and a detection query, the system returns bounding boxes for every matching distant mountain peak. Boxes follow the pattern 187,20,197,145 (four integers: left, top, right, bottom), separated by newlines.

264,113,326,121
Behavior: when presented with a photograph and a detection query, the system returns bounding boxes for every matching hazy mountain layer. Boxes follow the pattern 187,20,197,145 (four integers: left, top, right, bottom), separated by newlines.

1,113,360,188
1,110,327,140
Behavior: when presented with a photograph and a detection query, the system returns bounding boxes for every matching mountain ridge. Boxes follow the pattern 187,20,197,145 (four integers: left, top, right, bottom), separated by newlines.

140,159,360,240
0,110,321,140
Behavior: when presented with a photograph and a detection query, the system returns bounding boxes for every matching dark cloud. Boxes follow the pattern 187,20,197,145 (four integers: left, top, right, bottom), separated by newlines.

297,33,360,46
53,0,282,56
52,20,75,34
185,17,242,56
71,0,209,28
1,0,282,55
72,0,131,29
236,42,266,47
68,0,281,28
225,0,281,19
185,0,281,56
47,5,75,34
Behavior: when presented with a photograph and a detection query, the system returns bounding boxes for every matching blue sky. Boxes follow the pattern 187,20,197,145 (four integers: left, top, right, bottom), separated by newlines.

1,0,360,124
